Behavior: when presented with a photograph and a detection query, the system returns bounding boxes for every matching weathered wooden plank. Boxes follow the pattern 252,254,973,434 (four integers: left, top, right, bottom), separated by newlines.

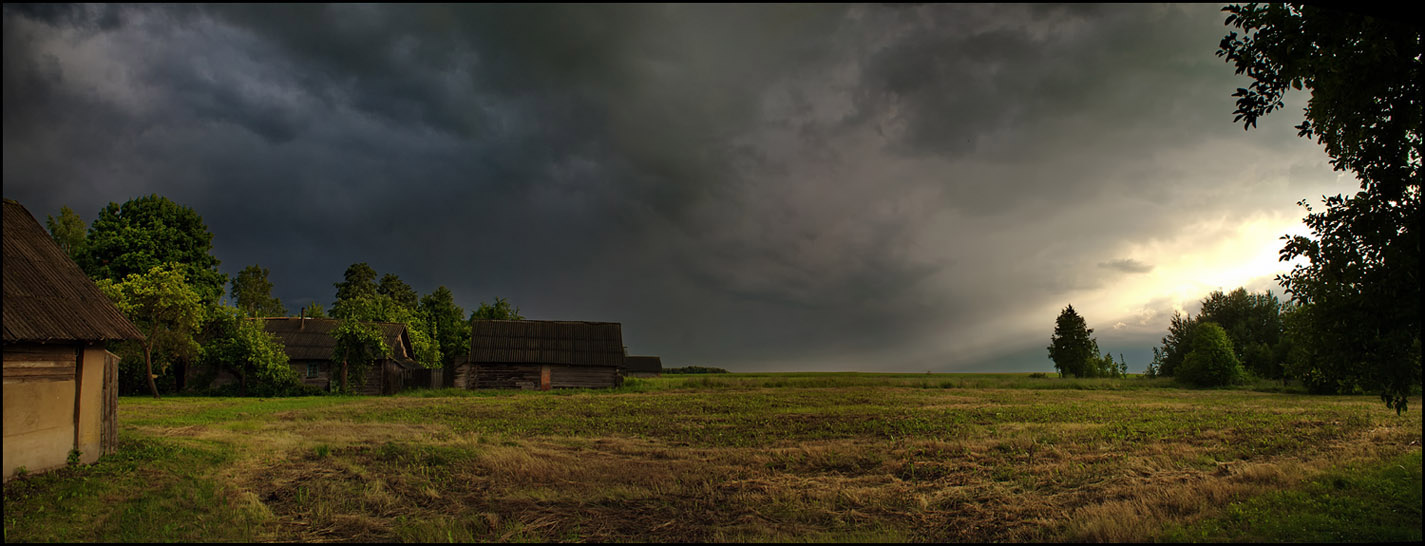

3,365,77,382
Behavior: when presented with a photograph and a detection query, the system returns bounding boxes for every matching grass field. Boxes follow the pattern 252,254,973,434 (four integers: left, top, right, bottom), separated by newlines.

4,373,1421,542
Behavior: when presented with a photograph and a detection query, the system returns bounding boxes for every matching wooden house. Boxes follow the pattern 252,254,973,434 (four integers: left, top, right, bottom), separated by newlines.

461,320,625,390
253,317,419,395
624,355,663,378
3,198,144,481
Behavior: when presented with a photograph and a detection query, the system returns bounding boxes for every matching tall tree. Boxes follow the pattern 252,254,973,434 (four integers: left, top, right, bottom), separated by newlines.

231,264,287,317
1047,305,1096,378
378,273,419,312
1157,311,1198,378
45,205,86,262
332,262,378,305
96,263,206,399
419,286,469,363
1219,4,1422,412
79,194,228,304
1197,288,1284,379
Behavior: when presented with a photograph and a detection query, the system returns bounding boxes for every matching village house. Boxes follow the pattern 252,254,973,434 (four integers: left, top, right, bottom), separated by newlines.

254,317,419,395
457,320,626,390
624,355,663,378
3,198,145,481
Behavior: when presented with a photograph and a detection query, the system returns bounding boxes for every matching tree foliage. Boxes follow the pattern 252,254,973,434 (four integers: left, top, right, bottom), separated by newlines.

377,273,419,312
79,194,228,304
331,292,442,368
1178,322,1247,387
1197,288,1285,379
419,286,470,363
332,262,378,305
301,301,327,318
45,205,86,262
471,297,525,321
1047,305,1097,378
231,264,286,317
198,306,300,396
96,263,206,398
1219,3,1422,412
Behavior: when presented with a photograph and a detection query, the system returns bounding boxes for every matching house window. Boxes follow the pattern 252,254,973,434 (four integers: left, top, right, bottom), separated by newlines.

306,362,319,378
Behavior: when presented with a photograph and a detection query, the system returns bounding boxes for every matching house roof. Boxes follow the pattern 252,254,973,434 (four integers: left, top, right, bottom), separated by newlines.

253,317,415,362
2,198,145,344
470,319,624,367
624,355,662,373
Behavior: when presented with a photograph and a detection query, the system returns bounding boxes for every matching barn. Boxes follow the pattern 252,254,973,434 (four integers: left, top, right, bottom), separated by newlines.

3,198,145,481
624,355,663,378
254,317,419,395
462,320,625,390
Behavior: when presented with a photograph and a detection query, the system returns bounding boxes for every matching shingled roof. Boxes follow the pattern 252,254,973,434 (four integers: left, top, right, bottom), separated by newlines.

470,320,624,367
624,355,662,374
3,198,145,343
254,317,415,364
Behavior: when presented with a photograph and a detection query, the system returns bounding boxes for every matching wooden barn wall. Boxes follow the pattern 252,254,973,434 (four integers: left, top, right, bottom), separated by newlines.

288,359,332,390
473,363,543,390
549,364,621,389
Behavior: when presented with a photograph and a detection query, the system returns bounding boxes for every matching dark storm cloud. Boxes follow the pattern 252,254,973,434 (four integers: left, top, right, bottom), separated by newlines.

1099,259,1154,274
3,4,1344,371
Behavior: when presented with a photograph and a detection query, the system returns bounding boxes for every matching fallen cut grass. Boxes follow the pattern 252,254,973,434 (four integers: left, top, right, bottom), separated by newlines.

4,373,1420,542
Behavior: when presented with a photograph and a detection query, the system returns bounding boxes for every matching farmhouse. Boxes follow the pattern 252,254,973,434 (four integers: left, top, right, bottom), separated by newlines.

462,320,625,390
254,317,419,395
3,198,145,481
624,355,663,378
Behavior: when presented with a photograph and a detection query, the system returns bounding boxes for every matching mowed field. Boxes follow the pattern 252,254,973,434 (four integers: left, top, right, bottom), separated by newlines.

4,373,1421,542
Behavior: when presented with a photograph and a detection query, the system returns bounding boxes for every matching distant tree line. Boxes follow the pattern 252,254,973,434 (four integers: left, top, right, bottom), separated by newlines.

664,366,730,374
48,194,526,397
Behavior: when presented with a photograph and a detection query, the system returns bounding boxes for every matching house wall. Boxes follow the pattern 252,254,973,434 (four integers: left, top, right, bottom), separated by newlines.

3,343,108,480
549,364,622,389
472,363,543,390
628,371,660,378
469,363,622,389
289,359,332,390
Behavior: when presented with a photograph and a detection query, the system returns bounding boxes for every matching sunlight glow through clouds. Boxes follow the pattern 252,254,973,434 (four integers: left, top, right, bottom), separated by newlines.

1084,210,1310,332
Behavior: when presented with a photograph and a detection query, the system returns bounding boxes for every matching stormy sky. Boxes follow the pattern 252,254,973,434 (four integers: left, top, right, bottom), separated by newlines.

3,4,1350,372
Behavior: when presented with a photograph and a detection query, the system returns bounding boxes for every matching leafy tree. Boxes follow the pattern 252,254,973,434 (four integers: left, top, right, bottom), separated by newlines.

1197,288,1285,379
1178,322,1247,387
377,273,419,312
96,263,206,398
1145,347,1164,378
231,264,286,317
198,306,299,396
1219,3,1421,412
1047,305,1097,378
419,286,470,363
45,205,86,261
471,296,525,321
332,262,378,305
79,194,228,304
301,301,327,318
329,318,388,394
1157,311,1199,377
331,292,442,381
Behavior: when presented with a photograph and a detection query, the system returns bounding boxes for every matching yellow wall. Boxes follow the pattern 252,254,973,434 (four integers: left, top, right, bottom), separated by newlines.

3,375,77,480
2,343,109,480
75,347,106,464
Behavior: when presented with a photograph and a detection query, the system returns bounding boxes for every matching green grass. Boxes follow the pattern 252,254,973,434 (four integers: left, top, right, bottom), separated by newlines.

5,372,1420,542
1162,450,1423,543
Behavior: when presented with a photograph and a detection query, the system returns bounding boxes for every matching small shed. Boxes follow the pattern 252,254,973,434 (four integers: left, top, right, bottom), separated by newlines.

464,320,625,390
254,317,419,395
3,198,145,481
624,355,663,378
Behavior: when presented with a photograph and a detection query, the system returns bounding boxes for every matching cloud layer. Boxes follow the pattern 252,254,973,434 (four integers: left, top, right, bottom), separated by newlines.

3,4,1349,371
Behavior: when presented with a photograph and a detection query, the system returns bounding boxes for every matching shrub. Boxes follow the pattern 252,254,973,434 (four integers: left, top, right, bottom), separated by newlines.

1178,322,1247,387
